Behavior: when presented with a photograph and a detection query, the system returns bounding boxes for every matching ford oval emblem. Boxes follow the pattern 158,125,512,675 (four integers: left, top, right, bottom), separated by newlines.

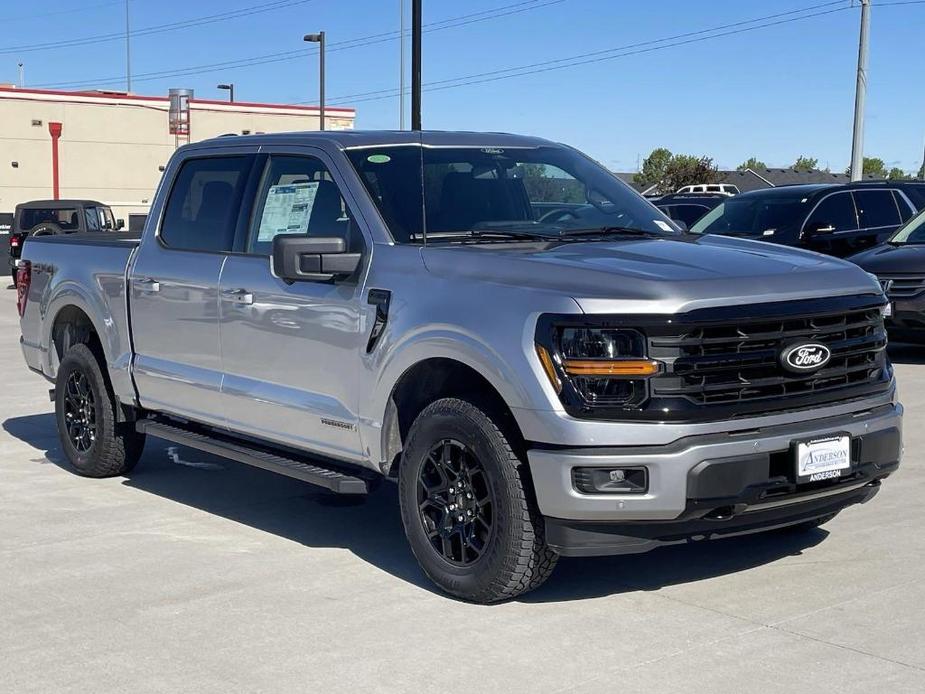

781,342,831,372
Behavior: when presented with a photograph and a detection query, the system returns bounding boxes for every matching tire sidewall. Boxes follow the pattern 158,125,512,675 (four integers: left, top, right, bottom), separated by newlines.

398,401,524,598
55,345,110,473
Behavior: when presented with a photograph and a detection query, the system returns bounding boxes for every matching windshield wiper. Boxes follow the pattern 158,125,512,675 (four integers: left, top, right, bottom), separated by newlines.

411,229,556,242
557,226,669,239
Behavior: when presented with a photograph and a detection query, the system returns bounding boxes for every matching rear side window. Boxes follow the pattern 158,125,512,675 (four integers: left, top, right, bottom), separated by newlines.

20,207,80,231
160,156,253,252
893,192,914,222
805,193,857,232
853,190,900,229
84,208,101,232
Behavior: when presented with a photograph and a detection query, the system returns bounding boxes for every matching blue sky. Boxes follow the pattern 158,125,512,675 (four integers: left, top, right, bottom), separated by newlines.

3,0,924,173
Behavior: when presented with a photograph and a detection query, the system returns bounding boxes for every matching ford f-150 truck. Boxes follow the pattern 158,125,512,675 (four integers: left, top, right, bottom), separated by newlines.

16,131,902,602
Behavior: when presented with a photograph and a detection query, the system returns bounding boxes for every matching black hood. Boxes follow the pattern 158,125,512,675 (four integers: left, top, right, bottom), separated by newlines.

850,242,925,273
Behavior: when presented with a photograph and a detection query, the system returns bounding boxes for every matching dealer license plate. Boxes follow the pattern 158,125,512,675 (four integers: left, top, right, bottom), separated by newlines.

795,435,851,483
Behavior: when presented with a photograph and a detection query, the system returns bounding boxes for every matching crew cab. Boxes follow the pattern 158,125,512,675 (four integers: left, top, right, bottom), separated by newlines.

691,183,918,257
16,131,902,602
8,199,123,282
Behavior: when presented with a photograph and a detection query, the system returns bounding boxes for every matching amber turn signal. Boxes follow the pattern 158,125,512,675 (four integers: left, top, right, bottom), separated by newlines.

562,359,661,377
535,345,562,393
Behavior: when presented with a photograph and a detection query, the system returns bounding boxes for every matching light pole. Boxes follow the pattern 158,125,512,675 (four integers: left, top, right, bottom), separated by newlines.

125,0,132,92
17,62,24,88
411,0,421,131
217,83,235,103
849,0,871,181
303,32,326,130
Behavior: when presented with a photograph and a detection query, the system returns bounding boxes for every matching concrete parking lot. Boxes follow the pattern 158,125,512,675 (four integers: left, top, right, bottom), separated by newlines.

1,285,923,694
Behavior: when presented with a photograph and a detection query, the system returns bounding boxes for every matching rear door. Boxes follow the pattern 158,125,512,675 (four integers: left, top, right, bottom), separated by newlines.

217,148,370,461
852,189,904,251
129,151,257,426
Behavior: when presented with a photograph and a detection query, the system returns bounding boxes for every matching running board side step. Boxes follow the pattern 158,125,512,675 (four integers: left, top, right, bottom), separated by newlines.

136,420,369,494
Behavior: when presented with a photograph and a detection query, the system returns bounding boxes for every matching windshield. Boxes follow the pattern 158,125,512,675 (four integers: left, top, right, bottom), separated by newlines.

345,145,678,243
890,208,925,244
691,193,810,236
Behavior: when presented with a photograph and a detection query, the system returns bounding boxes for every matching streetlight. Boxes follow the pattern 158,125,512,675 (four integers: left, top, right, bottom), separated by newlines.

303,31,326,130
217,83,235,103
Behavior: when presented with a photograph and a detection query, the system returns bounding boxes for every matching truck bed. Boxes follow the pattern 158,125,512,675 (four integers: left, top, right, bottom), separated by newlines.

19,231,141,402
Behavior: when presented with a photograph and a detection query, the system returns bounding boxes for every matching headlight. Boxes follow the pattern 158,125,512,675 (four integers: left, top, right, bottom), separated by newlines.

535,322,662,411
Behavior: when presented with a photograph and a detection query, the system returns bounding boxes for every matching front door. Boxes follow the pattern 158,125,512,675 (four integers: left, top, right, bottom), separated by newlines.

218,150,369,462
130,152,256,426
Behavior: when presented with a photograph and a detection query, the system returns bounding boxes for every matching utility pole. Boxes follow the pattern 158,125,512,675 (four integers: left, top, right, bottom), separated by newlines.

17,62,24,87
411,0,422,130
304,32,326,130
125,0,132,92
399,0,406,130
849,0,871,182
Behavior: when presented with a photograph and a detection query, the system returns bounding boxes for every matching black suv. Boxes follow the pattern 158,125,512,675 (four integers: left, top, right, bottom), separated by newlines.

8,199,123,282
690,183,918,257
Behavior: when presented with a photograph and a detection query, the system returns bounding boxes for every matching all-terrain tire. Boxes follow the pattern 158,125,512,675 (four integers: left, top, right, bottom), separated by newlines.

55,343,145,477
398,397,557,603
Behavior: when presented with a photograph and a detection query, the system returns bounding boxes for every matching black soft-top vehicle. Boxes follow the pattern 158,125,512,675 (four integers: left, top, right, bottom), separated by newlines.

691,183,918,257
8,199,123,282
851,207,925,341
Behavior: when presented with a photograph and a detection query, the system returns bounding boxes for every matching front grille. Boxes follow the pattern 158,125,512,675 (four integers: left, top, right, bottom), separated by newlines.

878,275,925,299
647,298,889,412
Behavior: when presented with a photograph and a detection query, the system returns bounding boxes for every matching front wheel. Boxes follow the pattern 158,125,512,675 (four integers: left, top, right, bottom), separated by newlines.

55,343,146,477
398,398,557,603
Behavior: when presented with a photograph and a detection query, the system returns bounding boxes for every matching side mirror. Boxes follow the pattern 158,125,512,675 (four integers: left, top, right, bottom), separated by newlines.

271,235,361,282
116,218,125,230
805,221,835,236
673,219,689,232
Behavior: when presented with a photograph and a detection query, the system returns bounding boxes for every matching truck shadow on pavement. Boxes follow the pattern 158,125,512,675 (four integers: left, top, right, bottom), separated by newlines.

887,342,925,365
5,412,827,603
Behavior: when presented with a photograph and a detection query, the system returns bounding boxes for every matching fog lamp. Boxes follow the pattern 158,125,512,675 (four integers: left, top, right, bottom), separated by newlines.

572,467,648,494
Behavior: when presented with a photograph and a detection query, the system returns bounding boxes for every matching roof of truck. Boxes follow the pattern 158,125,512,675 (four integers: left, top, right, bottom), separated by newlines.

191,130,558,150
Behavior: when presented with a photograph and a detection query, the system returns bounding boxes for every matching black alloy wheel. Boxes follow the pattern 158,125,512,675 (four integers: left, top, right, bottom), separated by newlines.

63,369,98,453
417,438,495,566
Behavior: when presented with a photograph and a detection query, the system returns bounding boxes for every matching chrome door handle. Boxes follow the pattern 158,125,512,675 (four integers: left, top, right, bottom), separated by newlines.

221,288,254,305
135,277,160,293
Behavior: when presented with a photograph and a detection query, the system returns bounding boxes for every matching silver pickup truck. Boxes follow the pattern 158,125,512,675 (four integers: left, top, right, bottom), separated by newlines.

16,131,902,602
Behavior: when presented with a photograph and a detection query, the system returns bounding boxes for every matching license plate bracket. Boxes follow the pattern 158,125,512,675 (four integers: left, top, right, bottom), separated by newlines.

792,434,852,483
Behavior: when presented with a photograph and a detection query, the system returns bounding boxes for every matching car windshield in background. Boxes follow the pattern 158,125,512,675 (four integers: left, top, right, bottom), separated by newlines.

346,145,676,243
890,209,925,245
691,193,810,236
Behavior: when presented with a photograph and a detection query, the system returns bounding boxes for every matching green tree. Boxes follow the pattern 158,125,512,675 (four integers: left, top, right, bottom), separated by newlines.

919,162,925,179
888,167,911,180
663,155,720,192
792,156,819,172
848,157,888,178
633,148,672,189
737,156,767,171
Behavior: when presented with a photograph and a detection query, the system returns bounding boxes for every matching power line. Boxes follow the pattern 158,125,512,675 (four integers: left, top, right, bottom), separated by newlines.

0,0,129,24
35,0,566,89
0,0,318,55
324,1,857,105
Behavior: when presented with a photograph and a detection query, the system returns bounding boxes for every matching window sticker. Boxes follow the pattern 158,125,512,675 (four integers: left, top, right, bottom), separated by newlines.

367,153,391,164
257,182,319,242
654,220,673,232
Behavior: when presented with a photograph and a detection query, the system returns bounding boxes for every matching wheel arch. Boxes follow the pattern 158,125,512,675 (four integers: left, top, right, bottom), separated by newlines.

379,356,526,478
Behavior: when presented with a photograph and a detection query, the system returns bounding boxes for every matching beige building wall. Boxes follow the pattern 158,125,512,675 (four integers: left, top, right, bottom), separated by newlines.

0,87,355,218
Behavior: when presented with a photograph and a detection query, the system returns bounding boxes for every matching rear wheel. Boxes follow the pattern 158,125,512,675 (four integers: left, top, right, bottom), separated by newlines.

55,344,145,477
398,398,557,603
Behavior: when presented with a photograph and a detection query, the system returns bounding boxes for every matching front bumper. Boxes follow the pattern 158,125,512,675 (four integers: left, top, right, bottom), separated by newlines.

528,401,901,530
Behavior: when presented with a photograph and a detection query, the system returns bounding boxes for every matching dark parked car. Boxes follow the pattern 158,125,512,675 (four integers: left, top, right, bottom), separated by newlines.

852,179,925,209
8,199,123,282
654,193,726,228
851,207,925,341
691,183,918,257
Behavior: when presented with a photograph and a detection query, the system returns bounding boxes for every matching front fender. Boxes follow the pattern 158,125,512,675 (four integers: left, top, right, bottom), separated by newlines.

359,319,564,465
